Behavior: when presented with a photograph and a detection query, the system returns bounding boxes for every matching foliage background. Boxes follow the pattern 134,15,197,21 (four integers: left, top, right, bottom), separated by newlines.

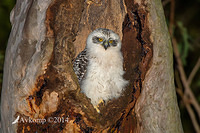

163,0,200,132
0,0,199,132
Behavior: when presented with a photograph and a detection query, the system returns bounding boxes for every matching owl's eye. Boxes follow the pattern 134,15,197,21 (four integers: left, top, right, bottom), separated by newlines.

98,38,103,42
109,40,113,43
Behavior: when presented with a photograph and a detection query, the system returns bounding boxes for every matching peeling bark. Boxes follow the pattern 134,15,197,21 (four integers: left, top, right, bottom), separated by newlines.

1,0,183,132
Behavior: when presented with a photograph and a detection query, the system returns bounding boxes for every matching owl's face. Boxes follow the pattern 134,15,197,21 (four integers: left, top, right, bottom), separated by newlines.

86,28,121,51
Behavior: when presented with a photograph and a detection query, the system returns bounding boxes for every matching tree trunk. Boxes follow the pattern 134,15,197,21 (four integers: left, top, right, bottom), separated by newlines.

1,0,183,132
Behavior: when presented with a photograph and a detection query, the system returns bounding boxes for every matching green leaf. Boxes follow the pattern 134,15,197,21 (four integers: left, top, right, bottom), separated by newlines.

176,21,191,66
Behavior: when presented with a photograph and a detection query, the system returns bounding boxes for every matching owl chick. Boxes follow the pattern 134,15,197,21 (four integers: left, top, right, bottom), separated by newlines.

73,28,128,107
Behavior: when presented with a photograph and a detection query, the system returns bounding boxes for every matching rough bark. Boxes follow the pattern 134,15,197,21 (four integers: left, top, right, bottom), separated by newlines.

134,0,183,132
1,0,183,132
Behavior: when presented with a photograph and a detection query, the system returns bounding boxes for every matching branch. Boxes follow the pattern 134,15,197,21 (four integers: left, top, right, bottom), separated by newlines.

173,37,200,117
173,37,200,127
169,0,200,132
185,104,200,133
187,57,200,86
176,88,200,133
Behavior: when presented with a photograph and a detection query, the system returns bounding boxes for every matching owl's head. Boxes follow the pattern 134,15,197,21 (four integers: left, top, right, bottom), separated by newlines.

86,28,122,51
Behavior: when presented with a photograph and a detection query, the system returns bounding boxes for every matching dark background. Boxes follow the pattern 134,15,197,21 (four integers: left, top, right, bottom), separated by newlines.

0,0,199,132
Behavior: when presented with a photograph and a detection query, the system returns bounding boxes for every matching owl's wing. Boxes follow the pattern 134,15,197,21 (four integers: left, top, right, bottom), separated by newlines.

73,49,88,82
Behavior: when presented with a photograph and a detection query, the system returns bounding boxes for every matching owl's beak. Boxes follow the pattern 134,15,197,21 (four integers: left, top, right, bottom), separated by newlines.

103,41,110,50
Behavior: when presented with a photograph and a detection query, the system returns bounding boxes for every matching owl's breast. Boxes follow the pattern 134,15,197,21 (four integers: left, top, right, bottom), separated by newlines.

81,49,127,105
88,54,123,79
